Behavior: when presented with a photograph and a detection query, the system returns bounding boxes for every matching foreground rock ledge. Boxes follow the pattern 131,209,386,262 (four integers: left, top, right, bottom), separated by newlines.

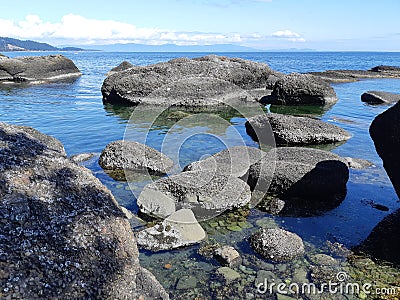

0,122,168,299
101,55,275,106
0,54,81,84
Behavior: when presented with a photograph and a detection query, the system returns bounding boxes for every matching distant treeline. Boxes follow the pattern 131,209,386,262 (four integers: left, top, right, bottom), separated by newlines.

0,37,83,52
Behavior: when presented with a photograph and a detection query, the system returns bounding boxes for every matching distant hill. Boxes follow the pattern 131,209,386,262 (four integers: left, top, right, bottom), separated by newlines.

0,37,85,52
80,43,263,52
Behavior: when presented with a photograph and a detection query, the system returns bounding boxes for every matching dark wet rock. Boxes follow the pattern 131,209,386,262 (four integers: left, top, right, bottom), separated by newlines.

0,54,81,84
249,228,305,262
99,140,174,175
214,246,242,268
370,101,400,198
136,209,206,251
101,55,273,106
0,122,168,299
245,113,351,146
361,90,400,105
355,209,400,265
107,60,134,76
183,146,267,178
137,170,252,219
69,152,96,164
248,147,349,212
263,73,337,106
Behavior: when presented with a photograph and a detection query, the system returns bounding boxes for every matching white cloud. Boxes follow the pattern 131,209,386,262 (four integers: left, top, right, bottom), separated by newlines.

0,14,248,46
271,30,306,42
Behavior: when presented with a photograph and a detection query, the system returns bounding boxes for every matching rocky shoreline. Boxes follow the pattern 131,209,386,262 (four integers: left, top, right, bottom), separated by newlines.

1,52,400,299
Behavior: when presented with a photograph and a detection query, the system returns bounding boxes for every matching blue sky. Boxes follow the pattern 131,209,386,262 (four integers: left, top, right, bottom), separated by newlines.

0,0,399,51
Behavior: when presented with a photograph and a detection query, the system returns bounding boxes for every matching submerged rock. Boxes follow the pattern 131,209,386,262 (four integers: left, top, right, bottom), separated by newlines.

248,147,349,213
249,228,305,262
183,146,267,178
214,246,242,268
99,140,174,175
245,113,351,146
263,73,337,106
101,55,273,106
0,122,168,299
69,152,96,164
0,54,81,84
370,101,400,198
136,209,206,251
215,267,241,283
361,90,400,105
137,170,252,219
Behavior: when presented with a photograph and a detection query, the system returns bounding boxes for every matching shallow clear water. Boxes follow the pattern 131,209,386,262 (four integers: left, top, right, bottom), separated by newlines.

1,51,400,298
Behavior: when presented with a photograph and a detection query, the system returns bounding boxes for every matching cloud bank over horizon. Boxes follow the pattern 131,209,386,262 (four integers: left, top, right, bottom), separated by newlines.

0,14,305,47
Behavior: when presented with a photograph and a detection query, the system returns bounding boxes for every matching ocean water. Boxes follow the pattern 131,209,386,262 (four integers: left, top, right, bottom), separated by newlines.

1,51,400,298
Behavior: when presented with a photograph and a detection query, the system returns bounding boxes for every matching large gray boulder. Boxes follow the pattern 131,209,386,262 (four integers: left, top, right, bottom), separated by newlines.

247,147,349,212
0,122,168,299
101,55,273,106
0,54,81,84
245,113,351,146
183,146,267,178
137,170,252,220
370,101,400,198
263,73,337,106
361,90,400,105
249,228,305,262
136,209,206,251
99,140,174,175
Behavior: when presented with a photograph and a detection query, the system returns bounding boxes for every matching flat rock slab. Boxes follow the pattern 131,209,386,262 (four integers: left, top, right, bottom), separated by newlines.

0,54,81,84
0,122,168,299
101,55,273,106
183,146,267,178
263,73,337,106
249,227,305,262
309,65,400,83
248,147,349,213
361,90,400,105
246,113,351,146
136,209,206,251
137,170,252,219
99,140,174,175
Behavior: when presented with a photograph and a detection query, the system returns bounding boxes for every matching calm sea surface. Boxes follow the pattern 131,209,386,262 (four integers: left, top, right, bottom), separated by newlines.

1,51,400,297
